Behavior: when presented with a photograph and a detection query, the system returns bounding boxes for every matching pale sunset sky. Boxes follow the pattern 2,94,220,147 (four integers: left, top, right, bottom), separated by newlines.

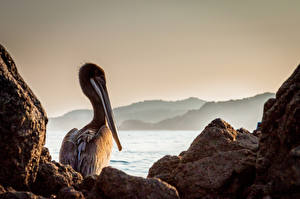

1,0,299,116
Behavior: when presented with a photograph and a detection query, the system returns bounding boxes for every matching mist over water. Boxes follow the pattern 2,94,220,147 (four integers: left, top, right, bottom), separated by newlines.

46,130,200,177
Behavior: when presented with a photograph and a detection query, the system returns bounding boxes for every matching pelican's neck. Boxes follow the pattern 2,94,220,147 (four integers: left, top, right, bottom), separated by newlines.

89,97,106,130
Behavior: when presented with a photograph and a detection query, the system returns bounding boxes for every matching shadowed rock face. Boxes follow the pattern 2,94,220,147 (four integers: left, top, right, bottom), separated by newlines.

31,147,83,197
247,65,300,198
148,118,258,199
0,44,47,190
88,167,180,199
0,187,46,199
57,187,85,199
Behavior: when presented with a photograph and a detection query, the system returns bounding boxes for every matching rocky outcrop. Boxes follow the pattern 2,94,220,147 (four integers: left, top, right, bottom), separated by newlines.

148,118,258,198
0,44,85,198
87,167,179,199
1,43,299,198
247,65,300,198
0,44,47,190
148,65,300,199
31,153,83,197
0,44,179,199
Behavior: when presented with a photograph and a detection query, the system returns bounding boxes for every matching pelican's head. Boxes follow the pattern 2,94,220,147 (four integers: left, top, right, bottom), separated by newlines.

79,63,122,151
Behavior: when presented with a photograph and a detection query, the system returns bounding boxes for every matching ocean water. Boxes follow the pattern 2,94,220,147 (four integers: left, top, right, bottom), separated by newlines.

45,130,200,177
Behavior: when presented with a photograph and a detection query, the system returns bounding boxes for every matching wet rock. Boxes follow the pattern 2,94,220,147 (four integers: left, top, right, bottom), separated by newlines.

89,166,179,199
248,65,300,198
0,44,47,189
148,118,258,199
57,187,84,199
31,161,83,197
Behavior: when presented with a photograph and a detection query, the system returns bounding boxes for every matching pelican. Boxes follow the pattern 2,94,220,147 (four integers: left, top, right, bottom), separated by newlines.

59,63,122,177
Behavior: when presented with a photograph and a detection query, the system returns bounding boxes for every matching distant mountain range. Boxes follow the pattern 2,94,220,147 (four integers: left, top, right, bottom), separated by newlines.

47,93,274,132
47,97,206,131
114,97,206,124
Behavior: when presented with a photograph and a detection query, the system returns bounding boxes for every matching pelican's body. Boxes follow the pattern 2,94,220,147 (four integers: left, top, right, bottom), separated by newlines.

59,63,122,177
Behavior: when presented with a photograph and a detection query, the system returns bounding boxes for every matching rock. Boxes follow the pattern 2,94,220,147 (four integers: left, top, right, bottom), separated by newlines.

252,129,262,138
0,192,45,199
89,167,179,199
0,187,45,199
77,175,97,197
148,155,181,186
0,44,47,189
148,118,258,198
39,147,52,164
248,65,300,198
236,128,259,151
31,160,83,197
0,185,5,194
57,187,84,199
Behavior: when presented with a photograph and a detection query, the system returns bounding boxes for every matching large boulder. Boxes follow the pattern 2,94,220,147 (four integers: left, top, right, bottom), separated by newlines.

148,118,258,199
88,167,179,199
0,44,47,190
247,65,300,198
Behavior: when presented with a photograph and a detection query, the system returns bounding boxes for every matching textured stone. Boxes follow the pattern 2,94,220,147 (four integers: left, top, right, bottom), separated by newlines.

89,167,179,199
0,185,5,194
31,161,83,197
77,175,97,197
0,44,47,190
148,118,258,199
57,187,84,199
39,147,52,164
247,65,300,198
0,187,45,199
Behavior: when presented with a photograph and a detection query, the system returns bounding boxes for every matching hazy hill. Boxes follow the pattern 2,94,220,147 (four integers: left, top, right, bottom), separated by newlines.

47,97,206,131
48,109,93,131
119,93,275,132
114,97,206,124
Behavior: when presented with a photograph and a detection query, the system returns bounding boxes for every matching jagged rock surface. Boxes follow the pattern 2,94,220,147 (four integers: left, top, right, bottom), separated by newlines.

77,175,97,197
247,65,300,198
31,159,83,197
0,186,45,199
148,118,258,199
57,187,84,199
87,167,179,199
0,44,47,190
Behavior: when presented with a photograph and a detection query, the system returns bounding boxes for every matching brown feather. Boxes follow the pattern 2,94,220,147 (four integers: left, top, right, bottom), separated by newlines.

59,125,113,176
59,128,78,169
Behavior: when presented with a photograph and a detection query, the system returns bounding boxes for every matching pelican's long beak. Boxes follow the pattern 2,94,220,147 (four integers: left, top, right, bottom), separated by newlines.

90,78,122,151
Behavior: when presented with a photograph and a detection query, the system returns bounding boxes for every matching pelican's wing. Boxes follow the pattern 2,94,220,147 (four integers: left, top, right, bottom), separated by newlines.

59,128,78,169
77,126,113,176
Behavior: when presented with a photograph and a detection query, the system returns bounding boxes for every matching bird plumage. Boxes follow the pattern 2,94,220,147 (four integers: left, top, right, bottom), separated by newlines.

59,125,113,176
59,63,122,177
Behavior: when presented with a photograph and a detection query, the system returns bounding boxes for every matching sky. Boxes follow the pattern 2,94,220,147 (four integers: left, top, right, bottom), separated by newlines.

0,0,299,117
